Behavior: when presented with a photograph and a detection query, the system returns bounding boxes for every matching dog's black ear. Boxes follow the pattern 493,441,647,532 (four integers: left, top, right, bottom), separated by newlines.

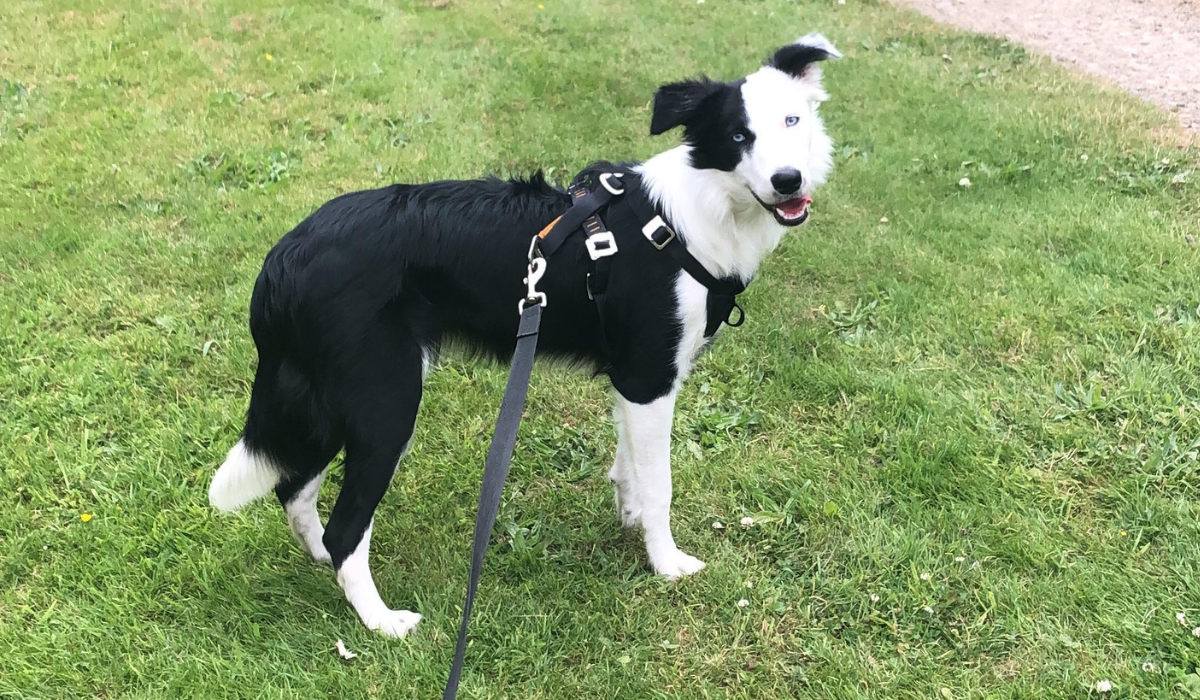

767,32,842,80
650,78,722,136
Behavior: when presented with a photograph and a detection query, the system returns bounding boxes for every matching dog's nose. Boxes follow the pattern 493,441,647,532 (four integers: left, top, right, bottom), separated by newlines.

770,168,803,196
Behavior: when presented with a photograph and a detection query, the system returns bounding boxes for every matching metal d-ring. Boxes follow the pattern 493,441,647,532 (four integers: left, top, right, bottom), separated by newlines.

599,172,625,196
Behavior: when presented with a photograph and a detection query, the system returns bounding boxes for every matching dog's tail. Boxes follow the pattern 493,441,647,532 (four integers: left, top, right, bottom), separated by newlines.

209,439,282,512
209,356,340,512
209,346,343,512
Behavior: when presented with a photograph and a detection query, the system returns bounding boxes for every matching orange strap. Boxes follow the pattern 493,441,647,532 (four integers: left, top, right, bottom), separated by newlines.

537,215,562,239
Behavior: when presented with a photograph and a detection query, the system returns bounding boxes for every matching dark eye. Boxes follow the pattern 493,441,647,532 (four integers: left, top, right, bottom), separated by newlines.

731,132,746,143
784,115,799,127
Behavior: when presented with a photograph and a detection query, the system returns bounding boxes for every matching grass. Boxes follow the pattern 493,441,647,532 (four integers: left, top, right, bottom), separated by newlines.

3,0,1200,697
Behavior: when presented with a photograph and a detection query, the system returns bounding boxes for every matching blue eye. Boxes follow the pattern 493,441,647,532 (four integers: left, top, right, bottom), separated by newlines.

731,132,746,143
785,115,799,127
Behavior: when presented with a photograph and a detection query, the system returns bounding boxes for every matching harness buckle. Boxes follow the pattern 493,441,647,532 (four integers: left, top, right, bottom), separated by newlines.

519,256,548,314
641,215,676,250
599,172,625,196
585,231,618,260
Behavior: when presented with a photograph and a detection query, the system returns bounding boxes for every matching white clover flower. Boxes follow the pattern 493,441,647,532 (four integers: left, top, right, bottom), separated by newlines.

954,556,965,563
1178,611,1188,626
870,593,880,602
1095,680,1112,693
1193,626,1200,638
712,521,724,530
958,177,972,188
740,516,755,528
1142,661,1157,673
736,599,749,608
920,572,932,581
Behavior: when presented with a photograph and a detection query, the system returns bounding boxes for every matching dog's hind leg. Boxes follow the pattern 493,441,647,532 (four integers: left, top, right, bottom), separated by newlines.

276,467,332,564
321,325,426,638
327,421,422,637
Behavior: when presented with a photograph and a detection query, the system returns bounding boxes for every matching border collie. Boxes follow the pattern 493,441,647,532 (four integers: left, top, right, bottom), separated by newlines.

209,33,841,638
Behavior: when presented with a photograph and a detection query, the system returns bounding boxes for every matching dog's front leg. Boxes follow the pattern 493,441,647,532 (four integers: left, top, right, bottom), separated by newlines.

618,390,706,579
609,398,642,528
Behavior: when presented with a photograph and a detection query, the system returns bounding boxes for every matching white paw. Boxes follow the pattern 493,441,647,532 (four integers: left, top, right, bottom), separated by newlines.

295,537,333,565
652,549,707,580
367,609,422,638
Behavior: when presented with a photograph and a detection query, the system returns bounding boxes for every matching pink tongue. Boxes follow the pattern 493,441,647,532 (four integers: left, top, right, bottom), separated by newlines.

778,195,812,215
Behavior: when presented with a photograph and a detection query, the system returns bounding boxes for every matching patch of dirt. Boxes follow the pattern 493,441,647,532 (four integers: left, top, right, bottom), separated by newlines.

228,13,256,32
892,0,1200,132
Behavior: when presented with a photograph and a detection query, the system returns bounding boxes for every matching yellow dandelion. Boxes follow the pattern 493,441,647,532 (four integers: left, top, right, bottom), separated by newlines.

537,3,544,8
1119,530,1127,537
265,53,274,62
81,513,92,522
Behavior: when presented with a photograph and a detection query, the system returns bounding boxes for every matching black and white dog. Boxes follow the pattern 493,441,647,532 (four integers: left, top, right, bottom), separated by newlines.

210,33,840,638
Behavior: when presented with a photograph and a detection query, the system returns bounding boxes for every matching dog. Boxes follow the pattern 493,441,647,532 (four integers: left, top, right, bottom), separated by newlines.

209,33,840,638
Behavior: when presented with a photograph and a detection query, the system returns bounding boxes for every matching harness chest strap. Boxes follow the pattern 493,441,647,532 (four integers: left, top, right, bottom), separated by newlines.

536,172,749,336
620,176,749,337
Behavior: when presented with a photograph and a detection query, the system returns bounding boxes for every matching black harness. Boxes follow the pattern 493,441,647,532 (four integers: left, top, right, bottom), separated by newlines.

442,172,749,698
537,171,747,338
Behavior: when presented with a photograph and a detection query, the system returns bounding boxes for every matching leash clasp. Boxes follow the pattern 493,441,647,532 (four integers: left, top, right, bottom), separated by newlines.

519,256,548,314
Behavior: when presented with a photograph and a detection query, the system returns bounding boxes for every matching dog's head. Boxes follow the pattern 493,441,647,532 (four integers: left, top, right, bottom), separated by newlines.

650,33,840,226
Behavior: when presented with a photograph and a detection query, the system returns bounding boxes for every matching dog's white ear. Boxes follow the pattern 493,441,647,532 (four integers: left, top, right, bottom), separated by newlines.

650,78,723,136
767,33,841,99
793,33,842,61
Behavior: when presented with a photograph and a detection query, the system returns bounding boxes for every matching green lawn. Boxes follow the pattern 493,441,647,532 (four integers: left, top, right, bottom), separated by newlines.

3,0,1200,697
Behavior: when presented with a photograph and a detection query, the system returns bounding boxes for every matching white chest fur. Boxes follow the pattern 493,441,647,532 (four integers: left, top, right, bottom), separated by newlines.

671,272,710,387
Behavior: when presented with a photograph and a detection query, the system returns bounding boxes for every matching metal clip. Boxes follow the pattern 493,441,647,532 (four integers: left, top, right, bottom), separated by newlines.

519,256,548,314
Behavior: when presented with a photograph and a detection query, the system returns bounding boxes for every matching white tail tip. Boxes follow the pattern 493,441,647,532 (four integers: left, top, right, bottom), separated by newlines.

209,440,282,512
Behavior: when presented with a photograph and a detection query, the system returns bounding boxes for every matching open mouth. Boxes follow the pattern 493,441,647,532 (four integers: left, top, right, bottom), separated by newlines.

751,191,813,227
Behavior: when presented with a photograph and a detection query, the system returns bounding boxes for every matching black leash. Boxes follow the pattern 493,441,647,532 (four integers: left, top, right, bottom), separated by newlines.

442,258,546,700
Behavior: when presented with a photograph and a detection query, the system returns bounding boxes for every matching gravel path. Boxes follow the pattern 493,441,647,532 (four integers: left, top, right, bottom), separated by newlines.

892,0,1200,131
